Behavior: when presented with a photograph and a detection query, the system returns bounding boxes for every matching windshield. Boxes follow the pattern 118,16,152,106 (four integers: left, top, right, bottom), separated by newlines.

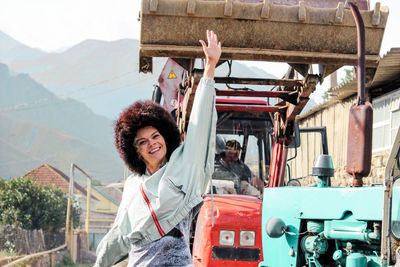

212,134,265,196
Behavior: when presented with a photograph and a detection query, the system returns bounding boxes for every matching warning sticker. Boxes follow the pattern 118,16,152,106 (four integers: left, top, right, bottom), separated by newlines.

168,71,177,79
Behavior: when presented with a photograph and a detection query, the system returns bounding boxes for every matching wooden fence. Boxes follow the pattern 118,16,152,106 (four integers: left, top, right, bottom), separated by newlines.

3,244,67,267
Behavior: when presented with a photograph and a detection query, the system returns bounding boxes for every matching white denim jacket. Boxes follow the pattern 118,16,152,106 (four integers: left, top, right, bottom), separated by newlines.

95,78,216,267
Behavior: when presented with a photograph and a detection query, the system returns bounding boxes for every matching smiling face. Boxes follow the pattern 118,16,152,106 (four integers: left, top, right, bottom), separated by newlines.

134,126,167,173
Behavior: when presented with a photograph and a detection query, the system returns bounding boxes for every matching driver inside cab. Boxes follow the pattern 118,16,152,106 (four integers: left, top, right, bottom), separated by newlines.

213,139,264,195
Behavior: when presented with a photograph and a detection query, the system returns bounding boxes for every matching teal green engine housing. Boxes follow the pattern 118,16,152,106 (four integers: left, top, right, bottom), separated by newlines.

260,186,383,267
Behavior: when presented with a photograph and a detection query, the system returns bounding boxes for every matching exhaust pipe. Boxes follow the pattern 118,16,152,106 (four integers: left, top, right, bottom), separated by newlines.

346,3,373,187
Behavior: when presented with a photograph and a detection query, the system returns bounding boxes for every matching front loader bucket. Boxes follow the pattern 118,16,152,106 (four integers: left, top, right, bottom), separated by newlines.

139,0,388,73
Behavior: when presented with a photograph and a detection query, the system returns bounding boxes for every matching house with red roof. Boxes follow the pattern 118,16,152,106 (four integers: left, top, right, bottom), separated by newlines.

23,163,92,197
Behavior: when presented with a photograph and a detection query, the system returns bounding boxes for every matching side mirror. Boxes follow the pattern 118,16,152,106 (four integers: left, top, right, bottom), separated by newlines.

289,123,300,149
152,85,162,104
287,179,301,187
265,217,287,238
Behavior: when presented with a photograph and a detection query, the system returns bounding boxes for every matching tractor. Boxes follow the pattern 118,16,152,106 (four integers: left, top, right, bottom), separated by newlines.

137,0,395,266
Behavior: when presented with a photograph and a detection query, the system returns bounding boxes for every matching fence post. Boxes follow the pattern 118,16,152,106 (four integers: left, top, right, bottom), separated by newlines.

50,253,54,267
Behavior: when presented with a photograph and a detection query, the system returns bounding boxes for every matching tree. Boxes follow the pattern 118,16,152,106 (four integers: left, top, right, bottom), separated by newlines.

0,177,80,231
339,68,355,85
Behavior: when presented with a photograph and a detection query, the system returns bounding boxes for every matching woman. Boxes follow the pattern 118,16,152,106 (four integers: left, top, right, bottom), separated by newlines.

95,30,222,267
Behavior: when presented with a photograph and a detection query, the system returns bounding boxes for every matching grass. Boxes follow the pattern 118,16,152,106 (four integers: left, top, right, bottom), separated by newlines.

0,250,18,258
55,255,93,267
0,251,93,267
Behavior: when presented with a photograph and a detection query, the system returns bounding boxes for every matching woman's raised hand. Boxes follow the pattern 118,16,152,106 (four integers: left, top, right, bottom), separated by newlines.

199,30,222,79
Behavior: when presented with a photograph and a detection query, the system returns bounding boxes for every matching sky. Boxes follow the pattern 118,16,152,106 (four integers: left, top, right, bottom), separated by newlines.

0,0,141,52
0,0,398,79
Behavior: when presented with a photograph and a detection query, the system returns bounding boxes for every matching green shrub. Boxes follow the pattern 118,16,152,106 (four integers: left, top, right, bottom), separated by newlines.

62,254,75,265
0,177,80,231
55,254,76,266
0,249,17,258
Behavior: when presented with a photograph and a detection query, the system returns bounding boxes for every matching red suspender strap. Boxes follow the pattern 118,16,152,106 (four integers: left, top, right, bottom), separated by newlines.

139,183,166,236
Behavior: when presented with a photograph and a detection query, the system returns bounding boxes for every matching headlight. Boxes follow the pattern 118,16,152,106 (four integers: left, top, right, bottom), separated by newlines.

219,230,235,246
240,231,255,246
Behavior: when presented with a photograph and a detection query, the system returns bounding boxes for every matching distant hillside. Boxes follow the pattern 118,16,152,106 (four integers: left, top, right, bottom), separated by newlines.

0,64,117,154
0,136,43,179
7,38,278,119
0,113,123,181
0,63,123,182
0,31,45,64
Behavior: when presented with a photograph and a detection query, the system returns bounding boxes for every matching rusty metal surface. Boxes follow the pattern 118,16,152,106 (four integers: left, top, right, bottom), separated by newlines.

203,0,369,9
214,77,301,87
345,4,373,186
141,0,381,26
285,74,319,122
139,45,380,73
139,0,388,73
140,15,385,54
268,140,287,187
216,103,282,112
216,90,295,96
216,89,300,105
351,3,367,105
216,90,299,104
139,56,152,74
346,103,373,181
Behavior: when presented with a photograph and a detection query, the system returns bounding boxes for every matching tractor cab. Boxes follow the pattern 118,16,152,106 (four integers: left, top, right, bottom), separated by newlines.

212,99,274,196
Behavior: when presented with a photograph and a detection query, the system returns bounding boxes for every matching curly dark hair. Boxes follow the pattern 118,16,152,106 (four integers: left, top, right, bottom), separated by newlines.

114,100,181,175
